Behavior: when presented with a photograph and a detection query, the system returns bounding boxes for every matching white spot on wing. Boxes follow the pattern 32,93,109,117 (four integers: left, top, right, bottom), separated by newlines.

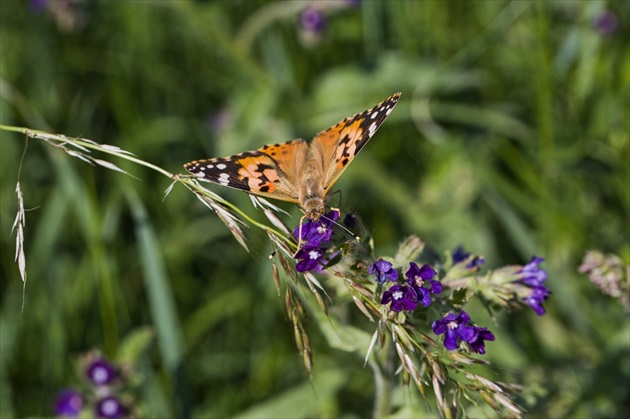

216,163,227,170
218,172,230,185
368,122,377,136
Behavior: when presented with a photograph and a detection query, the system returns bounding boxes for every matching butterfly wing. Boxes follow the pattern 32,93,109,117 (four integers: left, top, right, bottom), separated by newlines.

184,139,309,203
310,93,401,194
185,93,401,205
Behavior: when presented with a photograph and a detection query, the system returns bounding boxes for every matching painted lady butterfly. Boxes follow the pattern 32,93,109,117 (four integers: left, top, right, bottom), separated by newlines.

184,92,401,221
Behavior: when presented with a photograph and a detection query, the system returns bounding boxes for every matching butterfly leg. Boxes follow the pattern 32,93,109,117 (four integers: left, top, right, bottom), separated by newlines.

327,188,344,210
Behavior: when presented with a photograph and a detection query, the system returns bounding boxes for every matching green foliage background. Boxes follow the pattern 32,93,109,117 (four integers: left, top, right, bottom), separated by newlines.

1,0,628,417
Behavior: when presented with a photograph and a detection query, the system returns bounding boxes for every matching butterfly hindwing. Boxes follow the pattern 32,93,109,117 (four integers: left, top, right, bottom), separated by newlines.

184,139,309,203
311,93,401,193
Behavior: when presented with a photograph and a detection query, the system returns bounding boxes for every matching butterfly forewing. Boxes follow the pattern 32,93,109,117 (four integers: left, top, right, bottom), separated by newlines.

184,141,309,203
311,92,401,193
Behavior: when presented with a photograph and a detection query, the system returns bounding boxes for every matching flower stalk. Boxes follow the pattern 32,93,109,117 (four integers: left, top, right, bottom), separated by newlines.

3,124,550,417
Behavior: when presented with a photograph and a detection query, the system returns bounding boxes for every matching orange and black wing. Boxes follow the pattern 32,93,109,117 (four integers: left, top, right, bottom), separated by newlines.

310,92,400,193
184,139,308,203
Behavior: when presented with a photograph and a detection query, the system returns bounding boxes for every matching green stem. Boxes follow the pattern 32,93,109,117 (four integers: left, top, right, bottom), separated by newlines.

2,124,296,249
1,125,173,178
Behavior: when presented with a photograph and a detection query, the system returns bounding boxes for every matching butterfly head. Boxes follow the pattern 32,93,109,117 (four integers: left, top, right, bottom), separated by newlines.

303,197,325,221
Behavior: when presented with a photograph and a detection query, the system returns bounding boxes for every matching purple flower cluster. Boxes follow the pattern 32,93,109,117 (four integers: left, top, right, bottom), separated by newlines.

294,210,339,272
369,259,495,354
54,356,127,418
371,260,442,313
432,310,495,354
517,256,551,315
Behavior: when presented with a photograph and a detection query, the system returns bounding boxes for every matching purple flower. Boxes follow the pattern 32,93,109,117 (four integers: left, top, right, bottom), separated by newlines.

468,326,495,354
368,259,398,284
406,262,441,307
85,358,116,386
295,246,326,272
95,396,126,419
54,389,83,418
517,256,551,315
294,210,338,247
432,311,475,351
519,256,547,287
452,246,469,264
381,284,418,312
524,285,550,316
594,10,618,36
452,246,485,269
300,7,326,33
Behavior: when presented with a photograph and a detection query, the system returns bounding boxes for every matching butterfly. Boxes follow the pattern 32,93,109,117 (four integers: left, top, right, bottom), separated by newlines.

184,92,401,221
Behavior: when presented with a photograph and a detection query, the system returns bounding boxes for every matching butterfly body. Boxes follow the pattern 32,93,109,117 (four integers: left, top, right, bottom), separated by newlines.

185,93,400,220
295,149,326,220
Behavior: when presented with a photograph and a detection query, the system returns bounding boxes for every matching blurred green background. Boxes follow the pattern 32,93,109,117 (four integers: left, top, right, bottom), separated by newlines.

1,0,628,417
